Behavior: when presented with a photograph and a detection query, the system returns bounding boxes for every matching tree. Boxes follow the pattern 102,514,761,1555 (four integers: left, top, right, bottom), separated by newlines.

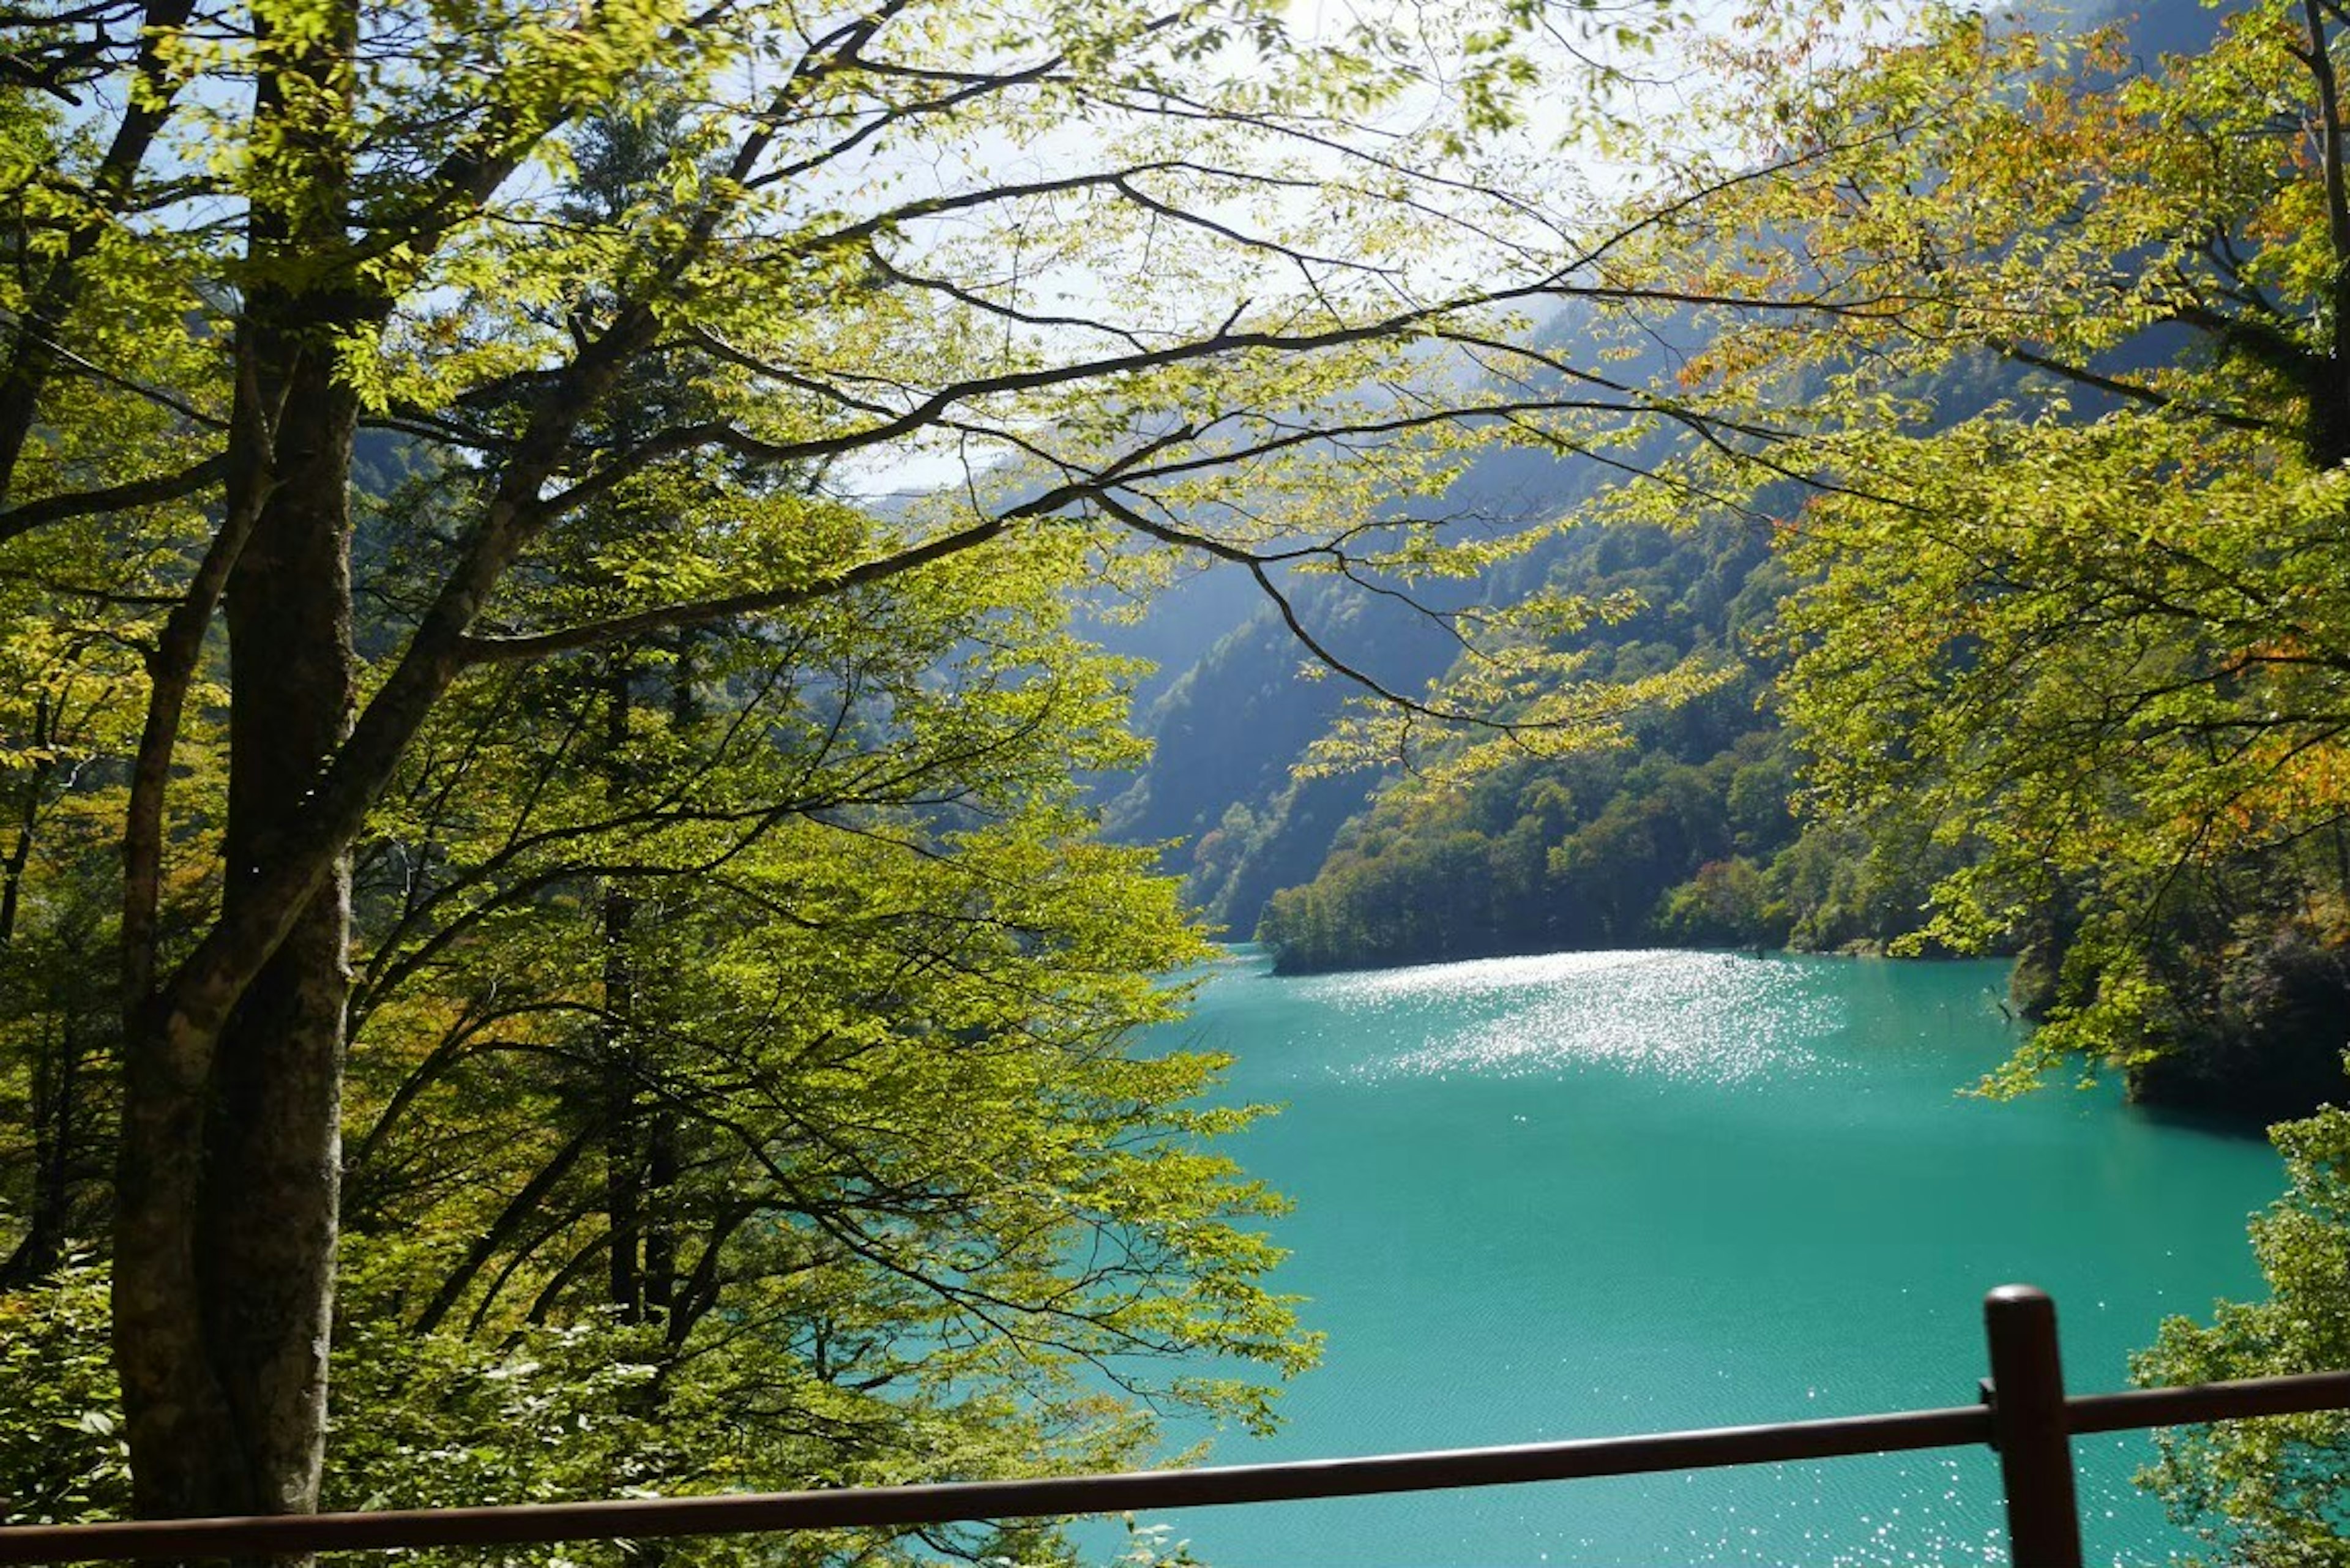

2136,1106,2350,1564
1551,0,2350,1095
331,499,1313,1540
0,477,1313,1563
0,0,1729,1529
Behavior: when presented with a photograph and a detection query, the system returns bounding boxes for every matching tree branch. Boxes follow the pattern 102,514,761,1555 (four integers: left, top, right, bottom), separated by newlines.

0,452,229,547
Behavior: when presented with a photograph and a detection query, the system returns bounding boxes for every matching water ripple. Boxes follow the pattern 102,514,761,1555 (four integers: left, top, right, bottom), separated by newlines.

1296,950,1843,1085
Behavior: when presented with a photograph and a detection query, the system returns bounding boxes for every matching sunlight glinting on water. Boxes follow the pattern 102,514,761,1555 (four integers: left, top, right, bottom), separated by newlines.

1293,950,1843,1083
1145,950,2285,1567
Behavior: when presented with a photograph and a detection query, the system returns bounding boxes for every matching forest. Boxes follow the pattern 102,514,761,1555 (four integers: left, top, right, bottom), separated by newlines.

9,0,2350,1562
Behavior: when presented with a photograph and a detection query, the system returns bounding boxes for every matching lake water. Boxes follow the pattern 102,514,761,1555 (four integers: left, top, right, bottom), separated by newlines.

1123,947,2290,1567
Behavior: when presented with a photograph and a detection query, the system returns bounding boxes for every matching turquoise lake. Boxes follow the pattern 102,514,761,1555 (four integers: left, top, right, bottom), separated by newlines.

1123,947,2292,1566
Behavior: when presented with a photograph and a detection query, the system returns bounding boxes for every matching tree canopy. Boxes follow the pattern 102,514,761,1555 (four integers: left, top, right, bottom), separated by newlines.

1526,0,2350,1105
0,0,1756,1544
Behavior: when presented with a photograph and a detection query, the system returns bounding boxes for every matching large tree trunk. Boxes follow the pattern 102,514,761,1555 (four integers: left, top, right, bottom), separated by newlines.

203,345,358,1515
113,0,361,1518
114,323,358,1523
103,0,649,1517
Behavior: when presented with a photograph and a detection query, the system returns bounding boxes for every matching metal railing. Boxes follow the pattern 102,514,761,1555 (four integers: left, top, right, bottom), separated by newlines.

5,1284,2349,1568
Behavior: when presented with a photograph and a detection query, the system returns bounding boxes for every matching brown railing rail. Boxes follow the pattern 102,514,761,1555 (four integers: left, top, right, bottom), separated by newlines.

4,1285,2347,1568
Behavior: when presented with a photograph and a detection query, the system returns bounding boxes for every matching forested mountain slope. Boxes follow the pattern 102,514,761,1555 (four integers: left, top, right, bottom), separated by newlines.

1094,332,1953,968
1088,419,1620,936
1098,578,1455,934
1251,518,1956,970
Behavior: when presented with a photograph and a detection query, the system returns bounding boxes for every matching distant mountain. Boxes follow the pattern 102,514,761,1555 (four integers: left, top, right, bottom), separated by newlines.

1095,577,1458,934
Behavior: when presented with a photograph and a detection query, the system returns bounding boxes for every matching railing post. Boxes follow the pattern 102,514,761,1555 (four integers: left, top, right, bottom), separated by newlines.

1982,1284,2084,1568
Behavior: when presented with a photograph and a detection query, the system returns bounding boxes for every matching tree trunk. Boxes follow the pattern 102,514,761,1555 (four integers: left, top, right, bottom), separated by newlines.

114,319,358,1524
0,0,196,507
0,692,50,949
2302,0,2350,468
201,334,358,1516
110,10,366,1504
103,0,660,1521
0,695,67,1283
4,1017,84,1284
601,659,642,1322
110,0,362,1522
